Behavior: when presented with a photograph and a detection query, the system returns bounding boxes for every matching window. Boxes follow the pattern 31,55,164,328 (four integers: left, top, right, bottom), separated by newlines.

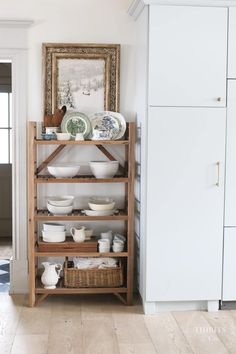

0,93,12,163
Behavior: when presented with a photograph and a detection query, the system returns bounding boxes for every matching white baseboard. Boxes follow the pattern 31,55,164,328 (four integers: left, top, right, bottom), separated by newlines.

143,300,219,314
9,258,28,294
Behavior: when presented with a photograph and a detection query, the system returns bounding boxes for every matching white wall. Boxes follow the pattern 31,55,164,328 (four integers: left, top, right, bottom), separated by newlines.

0,0,136,121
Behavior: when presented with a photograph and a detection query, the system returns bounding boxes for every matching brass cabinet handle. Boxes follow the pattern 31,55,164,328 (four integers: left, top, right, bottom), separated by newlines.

216,161,220,187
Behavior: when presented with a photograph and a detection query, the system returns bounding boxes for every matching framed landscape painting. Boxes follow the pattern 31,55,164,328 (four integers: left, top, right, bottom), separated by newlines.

43,43,120,119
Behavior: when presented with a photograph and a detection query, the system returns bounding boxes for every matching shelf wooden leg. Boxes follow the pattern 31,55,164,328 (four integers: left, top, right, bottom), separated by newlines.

35,294,49,306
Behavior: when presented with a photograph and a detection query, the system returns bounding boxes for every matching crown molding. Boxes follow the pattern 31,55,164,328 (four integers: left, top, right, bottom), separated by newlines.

0,19,33,28
128,0,236,19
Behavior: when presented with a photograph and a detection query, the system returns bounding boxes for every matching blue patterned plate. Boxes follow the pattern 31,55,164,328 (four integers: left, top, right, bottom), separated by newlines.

90,111,126,140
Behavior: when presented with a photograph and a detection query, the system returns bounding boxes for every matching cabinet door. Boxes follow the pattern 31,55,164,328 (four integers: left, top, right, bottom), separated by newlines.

222,228,236,301
149,6,227,107
224,81,236,226
228,8,236,78
146,107,225,301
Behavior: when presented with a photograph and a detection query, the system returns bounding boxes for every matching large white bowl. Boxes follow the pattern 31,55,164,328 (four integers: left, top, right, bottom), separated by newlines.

48,164,80,178
47,202,73,215
42,230,66,242
88,197,115,211
47,196,74,207
89,161,119,178
43,223,66,232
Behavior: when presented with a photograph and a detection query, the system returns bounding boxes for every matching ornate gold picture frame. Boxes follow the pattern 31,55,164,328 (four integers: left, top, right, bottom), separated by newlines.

43,43,120,118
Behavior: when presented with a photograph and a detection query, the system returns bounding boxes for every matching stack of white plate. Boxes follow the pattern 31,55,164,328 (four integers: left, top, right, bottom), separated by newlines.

42,223,66,242
47,196,74,215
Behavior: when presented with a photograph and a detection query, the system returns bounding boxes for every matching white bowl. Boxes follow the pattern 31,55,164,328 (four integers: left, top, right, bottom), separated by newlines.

47,196,74,207
43,223,66,232
48,164,80,178
88,197,115,211
89,161,119,178
47,202,73,215
42,230,66,242
56,133,71,141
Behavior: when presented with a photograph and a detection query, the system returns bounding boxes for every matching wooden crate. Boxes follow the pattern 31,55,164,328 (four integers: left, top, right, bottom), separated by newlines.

37,237,98,253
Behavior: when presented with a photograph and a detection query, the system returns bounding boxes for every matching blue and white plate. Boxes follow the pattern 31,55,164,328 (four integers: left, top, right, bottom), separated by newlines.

90,111,126,140
61,112,91,139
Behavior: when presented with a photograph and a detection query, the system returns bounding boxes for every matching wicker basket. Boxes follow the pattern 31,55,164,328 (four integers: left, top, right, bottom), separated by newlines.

63,259,123,288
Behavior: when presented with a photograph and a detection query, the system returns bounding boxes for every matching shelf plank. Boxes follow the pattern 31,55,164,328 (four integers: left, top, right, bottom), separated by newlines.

35,209,128,221
35,287,128,294
35,139,129,145
35,251,128,257
35,175,129,183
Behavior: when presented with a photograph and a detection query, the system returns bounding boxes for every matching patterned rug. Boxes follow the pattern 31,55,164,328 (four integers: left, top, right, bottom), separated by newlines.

0,259,10,292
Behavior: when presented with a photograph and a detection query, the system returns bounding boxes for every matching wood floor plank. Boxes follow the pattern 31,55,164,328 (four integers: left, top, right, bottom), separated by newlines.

203,310,236,353
11,334,48,354
112,308,157,353
144,312,193,354
172,311,228,354
16,303,52,335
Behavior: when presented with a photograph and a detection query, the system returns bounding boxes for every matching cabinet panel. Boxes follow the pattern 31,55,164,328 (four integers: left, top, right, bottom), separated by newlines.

228,8,236,78
222,228,236,301
224,81,236,226
146,107,225,301
149,6,227,107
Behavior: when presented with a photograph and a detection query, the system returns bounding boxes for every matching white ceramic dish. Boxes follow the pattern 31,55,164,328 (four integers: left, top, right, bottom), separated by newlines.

56,133,71,141
47,196,74,207
48,164,80,178
89,161,119,178
88,197,115,211
82,209,117,216
47,202,73,215
42,230,66,242
43,223,66,232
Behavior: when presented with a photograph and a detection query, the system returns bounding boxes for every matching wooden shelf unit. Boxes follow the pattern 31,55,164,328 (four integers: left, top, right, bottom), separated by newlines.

28,121,135,307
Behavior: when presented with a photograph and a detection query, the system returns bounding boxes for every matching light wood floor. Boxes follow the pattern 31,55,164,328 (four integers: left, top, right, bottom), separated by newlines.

1,294,236,354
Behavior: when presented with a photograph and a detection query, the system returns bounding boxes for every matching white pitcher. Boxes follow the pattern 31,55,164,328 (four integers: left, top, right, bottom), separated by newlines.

70,226,86,243
41,262,62,289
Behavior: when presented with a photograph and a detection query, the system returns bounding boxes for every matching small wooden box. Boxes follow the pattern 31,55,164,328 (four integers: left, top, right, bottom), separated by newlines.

37,237,98,253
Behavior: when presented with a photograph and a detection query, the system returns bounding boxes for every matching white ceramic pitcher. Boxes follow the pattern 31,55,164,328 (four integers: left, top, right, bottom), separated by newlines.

70,226,86,243
41,262,62,289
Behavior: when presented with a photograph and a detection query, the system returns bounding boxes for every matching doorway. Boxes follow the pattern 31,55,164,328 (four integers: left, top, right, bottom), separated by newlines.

0,62,12,292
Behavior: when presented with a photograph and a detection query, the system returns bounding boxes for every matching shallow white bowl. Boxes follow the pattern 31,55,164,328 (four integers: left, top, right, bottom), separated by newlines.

47,202,73,215
88,197,115,211
82,209,117,216
48,164,80,178
89,161,119,178
42,230,66,242
56,133,71,141
47,196,74,207
43,223,66,232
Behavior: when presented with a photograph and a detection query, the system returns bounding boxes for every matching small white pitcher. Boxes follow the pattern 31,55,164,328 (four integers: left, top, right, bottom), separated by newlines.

41,262,62,289
70,226,86,243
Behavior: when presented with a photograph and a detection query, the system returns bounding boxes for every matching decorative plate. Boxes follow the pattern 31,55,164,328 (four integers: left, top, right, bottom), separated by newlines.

89,111,126,140
61,112,91,138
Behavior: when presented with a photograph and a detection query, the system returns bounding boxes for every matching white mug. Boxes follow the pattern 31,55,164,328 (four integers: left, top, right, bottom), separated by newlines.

75,133,84,141
101,230,113,242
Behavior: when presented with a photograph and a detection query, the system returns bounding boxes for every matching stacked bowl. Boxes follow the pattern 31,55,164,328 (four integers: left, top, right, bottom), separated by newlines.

82,197,116,216
47,196,74,215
